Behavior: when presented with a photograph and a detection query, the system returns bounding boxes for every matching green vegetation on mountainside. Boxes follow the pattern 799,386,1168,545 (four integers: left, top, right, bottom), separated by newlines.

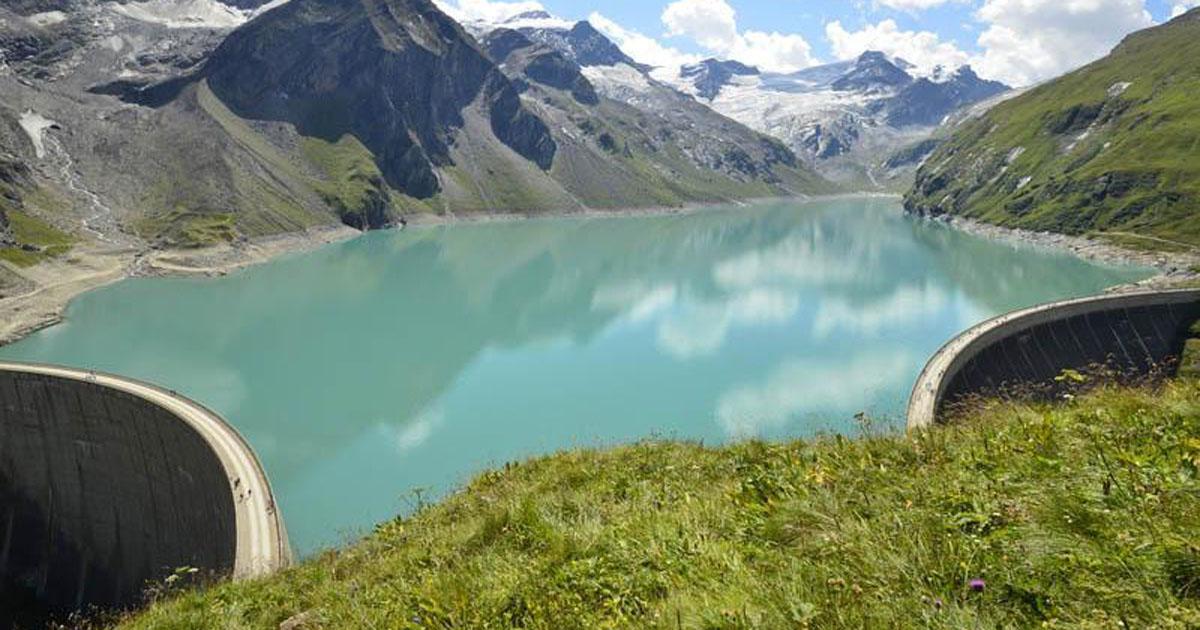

121,379,1200,629
0,187,74,267
905,9,1200,246
0,147,73,265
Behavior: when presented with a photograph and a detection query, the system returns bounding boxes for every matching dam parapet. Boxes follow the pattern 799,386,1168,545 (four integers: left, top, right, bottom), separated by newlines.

0,362,290,619
908,290,1200,429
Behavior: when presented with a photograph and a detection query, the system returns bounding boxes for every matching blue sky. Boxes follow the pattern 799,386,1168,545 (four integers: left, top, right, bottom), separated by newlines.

437,0,1199,86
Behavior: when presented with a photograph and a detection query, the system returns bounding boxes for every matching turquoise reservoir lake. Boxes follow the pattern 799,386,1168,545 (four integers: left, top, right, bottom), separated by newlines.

0,198,1152,553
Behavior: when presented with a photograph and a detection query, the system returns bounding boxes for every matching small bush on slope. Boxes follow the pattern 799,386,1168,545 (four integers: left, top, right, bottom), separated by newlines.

120,380,1200,629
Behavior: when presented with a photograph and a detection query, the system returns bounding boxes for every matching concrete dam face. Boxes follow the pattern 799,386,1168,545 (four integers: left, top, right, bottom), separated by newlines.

0,363,290,620
909,290,1200,428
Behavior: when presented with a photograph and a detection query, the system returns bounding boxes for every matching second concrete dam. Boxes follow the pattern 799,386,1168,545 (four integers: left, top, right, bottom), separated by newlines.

909,289,1200,429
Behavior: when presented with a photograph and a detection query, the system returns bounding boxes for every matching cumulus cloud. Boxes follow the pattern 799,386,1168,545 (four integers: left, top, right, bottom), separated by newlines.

877,0,962,11
659,0,818,72
827,0,1158,86
972,0,1154,86
662,0,740,51
589,11,702,71
1172,0,1200,17
825,19,972,75
432,0,544,23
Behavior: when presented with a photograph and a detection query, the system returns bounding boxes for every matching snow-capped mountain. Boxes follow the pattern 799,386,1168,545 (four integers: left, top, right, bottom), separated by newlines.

667,51,1010,184
471,15,817,194
471,8,1009,188
680,59,759,100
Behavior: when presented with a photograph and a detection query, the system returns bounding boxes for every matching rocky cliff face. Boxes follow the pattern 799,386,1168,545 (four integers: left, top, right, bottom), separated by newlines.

484,29,599,105
831,52,913,93
680,59,759,101
880,67,1008,127
204,0,556,199
514,20,644,70
0,155,27,242
478,16,823,197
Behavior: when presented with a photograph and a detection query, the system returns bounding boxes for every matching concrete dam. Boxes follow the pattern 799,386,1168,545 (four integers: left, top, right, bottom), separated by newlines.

909,289,1200,429
0,362,290,621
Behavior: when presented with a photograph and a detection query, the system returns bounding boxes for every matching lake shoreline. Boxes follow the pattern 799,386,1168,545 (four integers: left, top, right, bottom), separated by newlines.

922,215,1200,292
0,193,1191,348
0,225,359,347
0,194,831,348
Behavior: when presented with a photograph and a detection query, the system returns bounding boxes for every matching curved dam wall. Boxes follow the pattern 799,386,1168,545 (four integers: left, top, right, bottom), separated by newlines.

0,362,290,616
909,290,1200,429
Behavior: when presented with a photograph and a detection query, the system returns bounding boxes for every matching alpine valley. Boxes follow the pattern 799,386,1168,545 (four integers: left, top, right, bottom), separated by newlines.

6,0,1188,341
0,0,828,258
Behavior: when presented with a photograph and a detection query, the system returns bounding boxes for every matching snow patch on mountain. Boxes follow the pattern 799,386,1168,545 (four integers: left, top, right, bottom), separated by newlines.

26,11,68,27
19,110,56,159
108,0,287,29
110,0,246,28
581,63,655,102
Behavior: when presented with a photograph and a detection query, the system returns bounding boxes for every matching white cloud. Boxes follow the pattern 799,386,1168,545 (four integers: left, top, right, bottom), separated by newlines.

1172,1,1200,17
433,0,544,23
729,32,819,74
877,0,962,10
662,0,740,51
589,11,702,71
659,0,818,73
972,0,1154,86
825,19,972,75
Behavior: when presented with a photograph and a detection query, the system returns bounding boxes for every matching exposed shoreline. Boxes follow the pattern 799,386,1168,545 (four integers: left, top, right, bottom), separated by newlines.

925,215,1200,291
0,195,1193,348
0,225,359,347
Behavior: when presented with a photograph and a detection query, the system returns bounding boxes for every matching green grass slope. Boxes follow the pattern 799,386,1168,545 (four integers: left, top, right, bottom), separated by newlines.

119,379,1200,629
0,152,73,266
905,9,1200,247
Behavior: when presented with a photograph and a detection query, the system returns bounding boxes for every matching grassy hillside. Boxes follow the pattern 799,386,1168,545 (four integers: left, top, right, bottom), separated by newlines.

118,379,1200,629
0,154,74,266
905,9,1200,247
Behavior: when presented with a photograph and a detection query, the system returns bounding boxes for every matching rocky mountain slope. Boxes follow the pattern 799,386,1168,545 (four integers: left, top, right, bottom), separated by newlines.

464,12,828,209
0,0,828,258
668,52,1008,188
904,8,1200,247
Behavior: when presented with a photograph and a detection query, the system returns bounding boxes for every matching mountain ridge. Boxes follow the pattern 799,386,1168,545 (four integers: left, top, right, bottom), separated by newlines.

665,48,1009,188
904,8,1200,246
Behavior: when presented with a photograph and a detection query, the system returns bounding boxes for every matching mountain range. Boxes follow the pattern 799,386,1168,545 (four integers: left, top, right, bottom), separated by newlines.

0,0,827,256
665,51,1010,186
3,0,1180,273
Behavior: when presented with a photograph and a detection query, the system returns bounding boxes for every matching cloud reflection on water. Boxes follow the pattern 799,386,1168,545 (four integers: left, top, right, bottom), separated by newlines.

715,352,913,438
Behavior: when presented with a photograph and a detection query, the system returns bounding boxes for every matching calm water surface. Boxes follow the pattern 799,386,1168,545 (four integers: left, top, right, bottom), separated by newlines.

0,198,1152,553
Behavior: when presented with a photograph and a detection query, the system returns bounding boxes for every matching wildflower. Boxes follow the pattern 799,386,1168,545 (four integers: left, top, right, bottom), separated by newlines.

969,578,986,592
